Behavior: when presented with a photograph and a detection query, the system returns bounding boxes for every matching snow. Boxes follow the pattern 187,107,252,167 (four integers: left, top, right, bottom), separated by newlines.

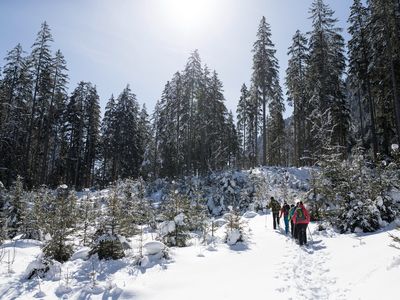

143,241,166,255
1,214,399,299
226,228,241,245
158,220,175,235
70,247,90,261
242,211,258,218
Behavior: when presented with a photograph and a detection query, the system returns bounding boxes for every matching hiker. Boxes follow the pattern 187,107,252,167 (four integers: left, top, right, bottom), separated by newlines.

288,204,296,237
268,196,281,229
280,201,291,235
292,201,310,246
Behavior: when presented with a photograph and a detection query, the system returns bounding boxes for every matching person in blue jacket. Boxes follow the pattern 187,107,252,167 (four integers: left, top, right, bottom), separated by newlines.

279,202,291,235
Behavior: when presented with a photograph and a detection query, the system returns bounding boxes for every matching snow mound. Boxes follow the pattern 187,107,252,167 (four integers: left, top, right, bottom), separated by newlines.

24,257,48,279
242,211,258,218
70,247,90,261
159,221,175,235
226,229,241,245
55,284,72,296
144,241,166,255
212,218,227,227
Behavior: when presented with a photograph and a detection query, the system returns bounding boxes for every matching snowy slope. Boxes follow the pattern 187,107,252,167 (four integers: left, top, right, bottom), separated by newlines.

1,213,399,300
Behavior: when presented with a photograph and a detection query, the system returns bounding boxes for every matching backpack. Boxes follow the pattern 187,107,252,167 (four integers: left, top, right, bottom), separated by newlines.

296,207,306,222
283,204,290,216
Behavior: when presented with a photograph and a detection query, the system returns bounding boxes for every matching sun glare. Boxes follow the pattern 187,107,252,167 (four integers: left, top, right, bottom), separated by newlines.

159,0,219,34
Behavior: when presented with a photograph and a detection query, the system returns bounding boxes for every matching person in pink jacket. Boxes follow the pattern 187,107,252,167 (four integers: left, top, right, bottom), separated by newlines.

292,201,310,246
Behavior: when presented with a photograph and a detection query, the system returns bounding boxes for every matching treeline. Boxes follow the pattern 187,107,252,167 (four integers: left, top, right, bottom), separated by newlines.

1,0,400,189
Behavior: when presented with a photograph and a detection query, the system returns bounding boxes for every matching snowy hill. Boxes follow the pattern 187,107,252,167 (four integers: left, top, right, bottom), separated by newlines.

1,213,399,299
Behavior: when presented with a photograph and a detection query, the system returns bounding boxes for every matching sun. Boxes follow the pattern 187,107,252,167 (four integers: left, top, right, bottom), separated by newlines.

159,0,219,34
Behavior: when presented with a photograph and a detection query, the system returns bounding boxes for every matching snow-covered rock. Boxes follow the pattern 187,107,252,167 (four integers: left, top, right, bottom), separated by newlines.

143,241,166,255
24,257,48,280
70,247,90,261
159,221,175,235
212,218,227,227
226,229,241,245
242,211,258,218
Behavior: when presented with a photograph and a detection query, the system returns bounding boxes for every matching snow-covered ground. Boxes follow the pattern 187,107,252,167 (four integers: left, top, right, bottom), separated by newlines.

1,212,399,300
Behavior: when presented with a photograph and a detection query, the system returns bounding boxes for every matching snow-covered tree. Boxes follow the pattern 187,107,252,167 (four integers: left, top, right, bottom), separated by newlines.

285,30,309,166
251,16,281,166
43,185,77,262
90,190,125,260
158,187,191,247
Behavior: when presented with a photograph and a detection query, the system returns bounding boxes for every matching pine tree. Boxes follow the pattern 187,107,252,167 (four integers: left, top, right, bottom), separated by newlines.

40,49,69,185
0,44,32,186
237,84,250,168
26,22,54,187
285,30,309,166
43,185,77,262
267,80,286,166
77,191,96,246
348,0,378,158
64,82,100,189
90,190,125,260
101,95,117,184
367,0,400,152
251,16,280,166
158,187,191,247
6,175,27,238
0,181,6,244
156,52,236,177
306,0,349,159
138,104,152,178
113,85,141,179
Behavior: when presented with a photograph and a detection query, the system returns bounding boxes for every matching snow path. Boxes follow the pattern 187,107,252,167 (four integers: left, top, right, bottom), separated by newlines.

129,215,346,300
2,214,399,299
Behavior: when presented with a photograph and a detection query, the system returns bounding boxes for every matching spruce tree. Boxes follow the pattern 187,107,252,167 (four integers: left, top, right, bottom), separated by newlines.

0,44,32,186
40,49,69,185
90,190,125,260
237,84,250,168
348,0,378,158
26,21,54,187
251,16,280,166
6,175,27,238
306,0,349,159
285,30,309,166
64,82,100,189
43,185,77,262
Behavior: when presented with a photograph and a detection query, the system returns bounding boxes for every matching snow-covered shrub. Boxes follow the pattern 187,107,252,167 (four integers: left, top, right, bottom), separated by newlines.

90,191,126,260
5,175,28,238
206,171,256,215
157,188,191,247
89,230,125,260
312,147,400,233
43,185,76,262
24,255,50,279
224,207,246,245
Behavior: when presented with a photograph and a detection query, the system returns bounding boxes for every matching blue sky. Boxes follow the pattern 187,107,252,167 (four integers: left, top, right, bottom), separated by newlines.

0,0,351,118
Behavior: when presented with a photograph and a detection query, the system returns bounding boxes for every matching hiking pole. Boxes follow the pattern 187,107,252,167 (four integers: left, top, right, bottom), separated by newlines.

307,226,314,243
264,210,267,229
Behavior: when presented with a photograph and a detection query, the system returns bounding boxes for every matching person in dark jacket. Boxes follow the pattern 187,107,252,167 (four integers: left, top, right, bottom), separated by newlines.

280,202,291,235
268,196,281,229
292,201,311,246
